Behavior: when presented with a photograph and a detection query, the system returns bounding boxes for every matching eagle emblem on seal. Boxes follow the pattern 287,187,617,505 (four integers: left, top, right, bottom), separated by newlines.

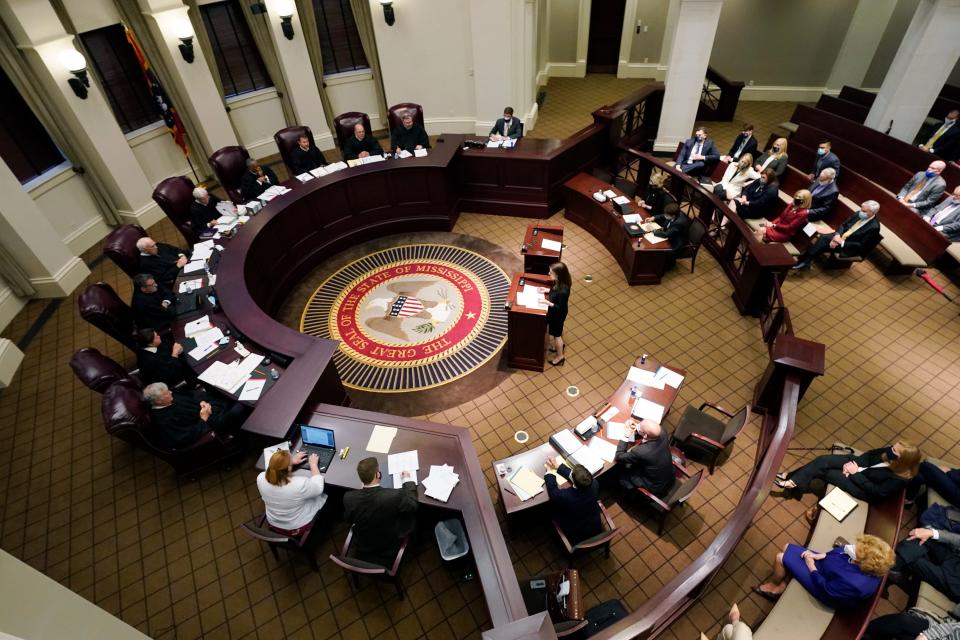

364,280,455,342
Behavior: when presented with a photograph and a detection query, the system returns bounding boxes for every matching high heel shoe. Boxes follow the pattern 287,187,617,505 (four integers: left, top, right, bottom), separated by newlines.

774,478,797,490
549,357,565,367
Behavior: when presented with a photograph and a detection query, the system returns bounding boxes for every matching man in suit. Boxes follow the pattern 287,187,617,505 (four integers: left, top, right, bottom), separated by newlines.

342,457,418,567
489,106,523,141
137,236,188,288
190,187,223,233
677,127,719,178
731,168,779,219
720,124,758,164
343,123,384,161
143,382,247,449
792,200,881,270
648,203,690,269
544,457,602,545
614,419,674,497
136,329,195,387
892,526,960,602
897,160,947,216
131,274,175,332
919,109,960,160
289,134,326,175
806,140,841,182
240,158,279,202
925,186,960,241
390,114,430,154
806,167,840,222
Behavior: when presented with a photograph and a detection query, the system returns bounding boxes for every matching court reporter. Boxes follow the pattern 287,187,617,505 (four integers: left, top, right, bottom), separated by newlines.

257,449,327,535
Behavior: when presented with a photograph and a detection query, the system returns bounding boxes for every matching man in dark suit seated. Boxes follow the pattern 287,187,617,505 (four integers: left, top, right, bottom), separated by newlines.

342,457,418,567
806,140,841,182
239,158,279,202
614,419,674,498
136,328,195,387
918,109,960,161
792,200,881,270
720,123,758,164
190,187,223,234
806,167,840,222
289,134,327,174
897,160,946,216
891,526,960,602
645,203,689,269
390,114,430,154
544,457,602,545
677,127,719,178
731,168,779,219
143,382,247,448
137,236,188,288
131,274,175,332
489,106,523,141
343,123,384,161
925,186,960,241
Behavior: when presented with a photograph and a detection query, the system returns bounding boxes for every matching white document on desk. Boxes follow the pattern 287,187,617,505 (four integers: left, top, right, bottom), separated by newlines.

191,327,224,348
605,421,627,441
184,316,213,337
235,354,264,378
262,441,290,468
627,366,655,384
602,189,617,199
486,140,503,148
599,405,619,422
541,238,562,252
187,341,218,361
295,172,314,183
178,279,203,293
516,290,547,309
631,397,665,423
239,377,266,402
388,450,420,476
183,260,206,274
391,470,417,487
571,445,604,474
656,367,684,389
588,436,618,463
414,149,428,157
422,464,459,502
644,232,668,244
622,214,642,224
366,425,398,454
326,162,348,172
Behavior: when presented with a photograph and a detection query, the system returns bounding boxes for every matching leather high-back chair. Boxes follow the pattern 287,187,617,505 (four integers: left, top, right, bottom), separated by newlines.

152,176,197,245
333,112,372,154
103,224,148,279
70,347,137,393
78,283,138,351
102,380,242,476
208,146,250,203
274,125,316,176
386,103,425,135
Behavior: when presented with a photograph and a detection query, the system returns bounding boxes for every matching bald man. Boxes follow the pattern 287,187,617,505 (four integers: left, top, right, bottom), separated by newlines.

343,123,383,161
614,419,674,497
897,161,947,216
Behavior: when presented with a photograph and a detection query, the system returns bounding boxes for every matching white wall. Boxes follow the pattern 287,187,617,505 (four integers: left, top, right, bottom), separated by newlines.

28,167,111,255
128,122,193,186
325,71,383,133
227,89,287,159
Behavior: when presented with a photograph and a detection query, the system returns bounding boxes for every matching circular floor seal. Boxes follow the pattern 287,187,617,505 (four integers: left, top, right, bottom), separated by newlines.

583,275,593,283
566,386,580,397
514,430,529,443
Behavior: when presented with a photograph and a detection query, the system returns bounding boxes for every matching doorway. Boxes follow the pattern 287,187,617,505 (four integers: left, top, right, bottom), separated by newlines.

586,0,626,74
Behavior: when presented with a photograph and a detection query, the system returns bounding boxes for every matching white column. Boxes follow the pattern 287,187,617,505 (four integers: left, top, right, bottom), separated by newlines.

138,0,239,153
0,339,25,388
262,0,334,147
0,1,159,226
656,0,681,81
653,0,723,153
864,0,960,143
825,0,898,93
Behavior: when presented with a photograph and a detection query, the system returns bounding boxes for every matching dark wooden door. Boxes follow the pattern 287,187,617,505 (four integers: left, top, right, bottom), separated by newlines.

586,0,626,74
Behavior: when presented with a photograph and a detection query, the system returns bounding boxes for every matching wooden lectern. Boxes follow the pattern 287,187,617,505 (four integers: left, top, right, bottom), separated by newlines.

506,273,551,372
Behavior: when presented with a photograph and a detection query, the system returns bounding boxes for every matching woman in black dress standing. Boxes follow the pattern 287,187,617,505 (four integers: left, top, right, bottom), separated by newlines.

542,262,571,366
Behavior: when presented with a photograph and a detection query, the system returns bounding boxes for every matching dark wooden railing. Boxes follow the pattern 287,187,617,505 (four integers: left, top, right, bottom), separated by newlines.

594,82,666,154
759,276,792,353
698,66,744,122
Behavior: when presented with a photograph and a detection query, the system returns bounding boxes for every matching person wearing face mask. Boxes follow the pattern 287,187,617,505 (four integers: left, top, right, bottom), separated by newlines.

645,203,689,269
752,534,894,608
791,200,882,270
755,190,810,244
635,171,675,216
720,124,758,164
897,161,947,216
806,167,840,222
918,109,960,160
676,127,719,178
864,604,960,640
753,138,789,179
489,106,523,141
731,168,779,220
805,140,840,182
714,153,759,200
924,186,960,241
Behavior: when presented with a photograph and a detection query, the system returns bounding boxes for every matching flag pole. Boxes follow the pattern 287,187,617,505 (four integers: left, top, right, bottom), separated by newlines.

185,154,201,184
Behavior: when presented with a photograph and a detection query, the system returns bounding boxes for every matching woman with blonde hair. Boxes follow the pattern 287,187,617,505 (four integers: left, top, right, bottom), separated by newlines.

755,189,811,243
753,534,894,608
635,171,675,217
754,137,789,178
715,152,759,200
256,449,327,535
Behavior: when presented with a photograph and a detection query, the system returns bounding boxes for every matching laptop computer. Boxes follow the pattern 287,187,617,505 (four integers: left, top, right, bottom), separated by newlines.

298,425,337,472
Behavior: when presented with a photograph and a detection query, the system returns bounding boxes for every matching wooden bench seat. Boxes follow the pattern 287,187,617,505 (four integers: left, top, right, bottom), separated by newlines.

829,194,926,268
743,218,800,256
947,243,960,263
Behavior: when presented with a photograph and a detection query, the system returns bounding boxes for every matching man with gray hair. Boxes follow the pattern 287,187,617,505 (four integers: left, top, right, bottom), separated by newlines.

239,157,278,202
897,160,947,216
137,236,188,288
792,200,881,271
190,186,223,233
143,381,247,448
806,167,839,222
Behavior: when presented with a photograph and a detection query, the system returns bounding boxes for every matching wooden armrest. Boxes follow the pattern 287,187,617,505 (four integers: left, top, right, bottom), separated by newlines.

672,459,692,478
689,432,724,449
389,536,410,575
637,487,670,511
553,521,575,554
574,530,617,550
328,555,386,575
698,401,734,418
598,502,616,531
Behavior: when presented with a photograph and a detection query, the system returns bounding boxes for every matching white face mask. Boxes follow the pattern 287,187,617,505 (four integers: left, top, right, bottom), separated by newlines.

843,544,857,560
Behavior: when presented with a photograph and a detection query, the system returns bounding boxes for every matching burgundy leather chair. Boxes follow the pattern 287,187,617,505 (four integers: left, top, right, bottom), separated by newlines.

152,176,198,245
333,112,372,155
78,283,138,351
102,380,242,476
103,224,148,279
386,103,425,135
208,146,250,203
70,347,138,393
274,125,316,177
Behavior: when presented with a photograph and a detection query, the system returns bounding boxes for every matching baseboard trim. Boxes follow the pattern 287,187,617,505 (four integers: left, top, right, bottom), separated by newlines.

740,85,828,102
617,61,659,79
524,102,539,133
63,216,112,255
118,201,164,229
28,256,89,298
546,62,585,78
0,338,24,389
0,287,27,335
244,137,277,159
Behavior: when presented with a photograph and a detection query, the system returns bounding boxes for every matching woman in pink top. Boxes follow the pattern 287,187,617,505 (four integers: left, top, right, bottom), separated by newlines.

756,189,811,243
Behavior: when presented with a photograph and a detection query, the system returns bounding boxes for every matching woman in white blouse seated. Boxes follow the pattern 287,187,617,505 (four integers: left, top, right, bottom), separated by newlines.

257,450,327,535
715,153,759,200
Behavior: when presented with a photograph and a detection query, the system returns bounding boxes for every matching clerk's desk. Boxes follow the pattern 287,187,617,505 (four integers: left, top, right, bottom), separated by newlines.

493,354,684,515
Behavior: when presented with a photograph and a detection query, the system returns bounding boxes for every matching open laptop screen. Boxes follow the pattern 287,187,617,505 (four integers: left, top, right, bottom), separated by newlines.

300,425,335,449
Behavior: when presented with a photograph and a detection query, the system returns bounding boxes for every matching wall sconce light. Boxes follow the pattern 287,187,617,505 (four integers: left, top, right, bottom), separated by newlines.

379,0,395,26
276,0,295,40
174,21,195,63
60,49,89,100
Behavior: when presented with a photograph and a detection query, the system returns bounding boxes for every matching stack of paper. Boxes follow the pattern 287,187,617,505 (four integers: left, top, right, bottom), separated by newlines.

387,450,420,486
397,150,413,159
413,148,428,157
622,213,642,224
549,429,604,474
599,405,619,422
541,238,562,252
192,240,216,258
588,437,618,463
603,189,617,199
501,138,516,148
178,279,203,293
184,316,214,338
183,259,206,274
486,140,503,148
363,155,386,164
644,232,668,244
215,218,238,233
325,161,348,173
258,185,291,203
631,397,665,423
309,166,328,178
366,425,398,453
605,421,628,441
574,415,598,437
508,466,544,501
516,284,547,309
640,221,662,232
422,464,459,502
186,327,224,360
295,172,314,183
627,366,666,390
197,353,264,394
215,201,236,216
239,377,266,402
262,441,290,467
654,366,684,389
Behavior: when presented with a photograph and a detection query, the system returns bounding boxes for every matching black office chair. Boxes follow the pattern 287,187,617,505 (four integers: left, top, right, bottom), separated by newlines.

676,218,708,273
552,501,617,567
614,177,638,198
591,168,614,184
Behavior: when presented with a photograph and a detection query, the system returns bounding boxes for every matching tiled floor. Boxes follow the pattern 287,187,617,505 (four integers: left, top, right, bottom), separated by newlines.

1,74,959,639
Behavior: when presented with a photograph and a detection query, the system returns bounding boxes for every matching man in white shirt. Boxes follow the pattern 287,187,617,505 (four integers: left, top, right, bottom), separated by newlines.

897,161,947,216
489,107,523,141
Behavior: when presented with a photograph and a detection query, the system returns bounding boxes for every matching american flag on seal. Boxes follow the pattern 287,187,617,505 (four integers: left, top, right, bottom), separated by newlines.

389,295,424,317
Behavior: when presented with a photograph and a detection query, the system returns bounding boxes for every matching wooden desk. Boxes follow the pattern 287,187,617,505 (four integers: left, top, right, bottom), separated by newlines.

506,273,551,372
493,354,685,514
562,173,671,285
522,223,563,275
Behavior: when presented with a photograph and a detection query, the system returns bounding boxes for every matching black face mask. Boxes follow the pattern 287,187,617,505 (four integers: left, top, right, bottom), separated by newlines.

772,146,781,152
793,198,804,206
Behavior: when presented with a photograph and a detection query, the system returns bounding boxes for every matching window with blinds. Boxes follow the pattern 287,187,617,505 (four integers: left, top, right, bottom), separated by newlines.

201,1,274,98
312,0,369,75
0,67,66,183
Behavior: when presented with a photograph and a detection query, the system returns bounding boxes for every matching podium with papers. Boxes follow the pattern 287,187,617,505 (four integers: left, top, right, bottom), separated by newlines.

506,272,551,372
521,223,563,275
